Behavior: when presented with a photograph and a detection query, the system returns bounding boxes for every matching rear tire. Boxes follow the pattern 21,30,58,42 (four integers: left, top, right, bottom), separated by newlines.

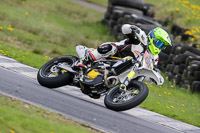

104,80,148,111
37,55,78,88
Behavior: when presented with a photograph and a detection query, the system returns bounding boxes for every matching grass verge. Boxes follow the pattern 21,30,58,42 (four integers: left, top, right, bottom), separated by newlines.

0,0,199,128
0,43,50,69
0,94,100,133
0,0,114,59
141,77,200,127
85,0,108,7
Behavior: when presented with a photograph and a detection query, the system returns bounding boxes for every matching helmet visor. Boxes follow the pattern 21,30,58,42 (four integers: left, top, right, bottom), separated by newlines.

153,39,166,49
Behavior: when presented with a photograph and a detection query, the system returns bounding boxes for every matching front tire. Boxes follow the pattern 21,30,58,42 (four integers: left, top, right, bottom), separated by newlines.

104,80,148,111
37,55,78,88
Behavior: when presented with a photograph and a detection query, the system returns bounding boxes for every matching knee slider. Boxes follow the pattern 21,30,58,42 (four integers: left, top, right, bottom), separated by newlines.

97,43,112,54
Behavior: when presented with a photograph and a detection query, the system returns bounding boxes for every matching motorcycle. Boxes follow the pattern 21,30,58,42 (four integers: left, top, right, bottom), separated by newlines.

37,45,164,111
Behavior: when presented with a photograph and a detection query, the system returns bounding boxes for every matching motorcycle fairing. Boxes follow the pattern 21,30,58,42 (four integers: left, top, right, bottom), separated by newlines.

118,51,164,85
118,68,164,85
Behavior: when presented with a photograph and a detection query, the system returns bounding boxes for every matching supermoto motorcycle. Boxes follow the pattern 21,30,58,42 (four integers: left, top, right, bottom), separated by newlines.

37,45,164,111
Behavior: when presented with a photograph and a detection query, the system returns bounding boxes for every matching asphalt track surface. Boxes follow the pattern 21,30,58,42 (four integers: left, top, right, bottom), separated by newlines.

0,66,183,133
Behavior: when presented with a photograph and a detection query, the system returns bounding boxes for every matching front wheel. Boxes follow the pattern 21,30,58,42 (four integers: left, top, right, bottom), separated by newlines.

104,80,149,111
37,55,78,88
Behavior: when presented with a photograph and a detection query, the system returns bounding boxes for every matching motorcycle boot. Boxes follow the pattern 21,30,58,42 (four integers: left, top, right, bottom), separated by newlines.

72,52,94,70
81,52,94,65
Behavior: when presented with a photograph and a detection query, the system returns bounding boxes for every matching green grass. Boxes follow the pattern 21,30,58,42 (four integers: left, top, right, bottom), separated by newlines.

0,43,51,68
141,77,200,127
85,0,108,7
0,0,200,129
0,94,98,133
0,0,114,59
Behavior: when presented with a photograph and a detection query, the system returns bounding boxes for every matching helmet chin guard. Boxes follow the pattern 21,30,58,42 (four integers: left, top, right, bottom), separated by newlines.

147,27,172,55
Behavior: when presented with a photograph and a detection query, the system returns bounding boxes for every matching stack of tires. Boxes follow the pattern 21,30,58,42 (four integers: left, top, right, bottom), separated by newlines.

165,43,200,92
157,45,173,71
102,0,165,41
102,0,200,92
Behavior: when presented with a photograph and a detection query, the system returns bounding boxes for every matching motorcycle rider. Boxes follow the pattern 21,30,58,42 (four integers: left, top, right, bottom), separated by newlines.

79,24,172,90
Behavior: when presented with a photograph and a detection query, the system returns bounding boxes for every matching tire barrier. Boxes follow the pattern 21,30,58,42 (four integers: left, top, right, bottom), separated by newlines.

102,0,160,41
102,0,200,93
165,43,200,92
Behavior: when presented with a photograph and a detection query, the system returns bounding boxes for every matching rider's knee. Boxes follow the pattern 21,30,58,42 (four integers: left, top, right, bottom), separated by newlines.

97,43,112,54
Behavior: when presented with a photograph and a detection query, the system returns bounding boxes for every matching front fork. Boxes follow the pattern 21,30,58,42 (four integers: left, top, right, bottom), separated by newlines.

120,63,140,91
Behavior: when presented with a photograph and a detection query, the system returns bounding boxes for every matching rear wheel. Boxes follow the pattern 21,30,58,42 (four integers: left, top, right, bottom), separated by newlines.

104,81,148,111
37,55,78,88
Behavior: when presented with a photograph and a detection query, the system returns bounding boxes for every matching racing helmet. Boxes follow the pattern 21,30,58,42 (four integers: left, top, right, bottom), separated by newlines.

147,27,172,55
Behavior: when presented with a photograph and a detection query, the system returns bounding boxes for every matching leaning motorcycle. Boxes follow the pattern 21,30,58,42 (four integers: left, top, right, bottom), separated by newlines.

37,45,164,111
